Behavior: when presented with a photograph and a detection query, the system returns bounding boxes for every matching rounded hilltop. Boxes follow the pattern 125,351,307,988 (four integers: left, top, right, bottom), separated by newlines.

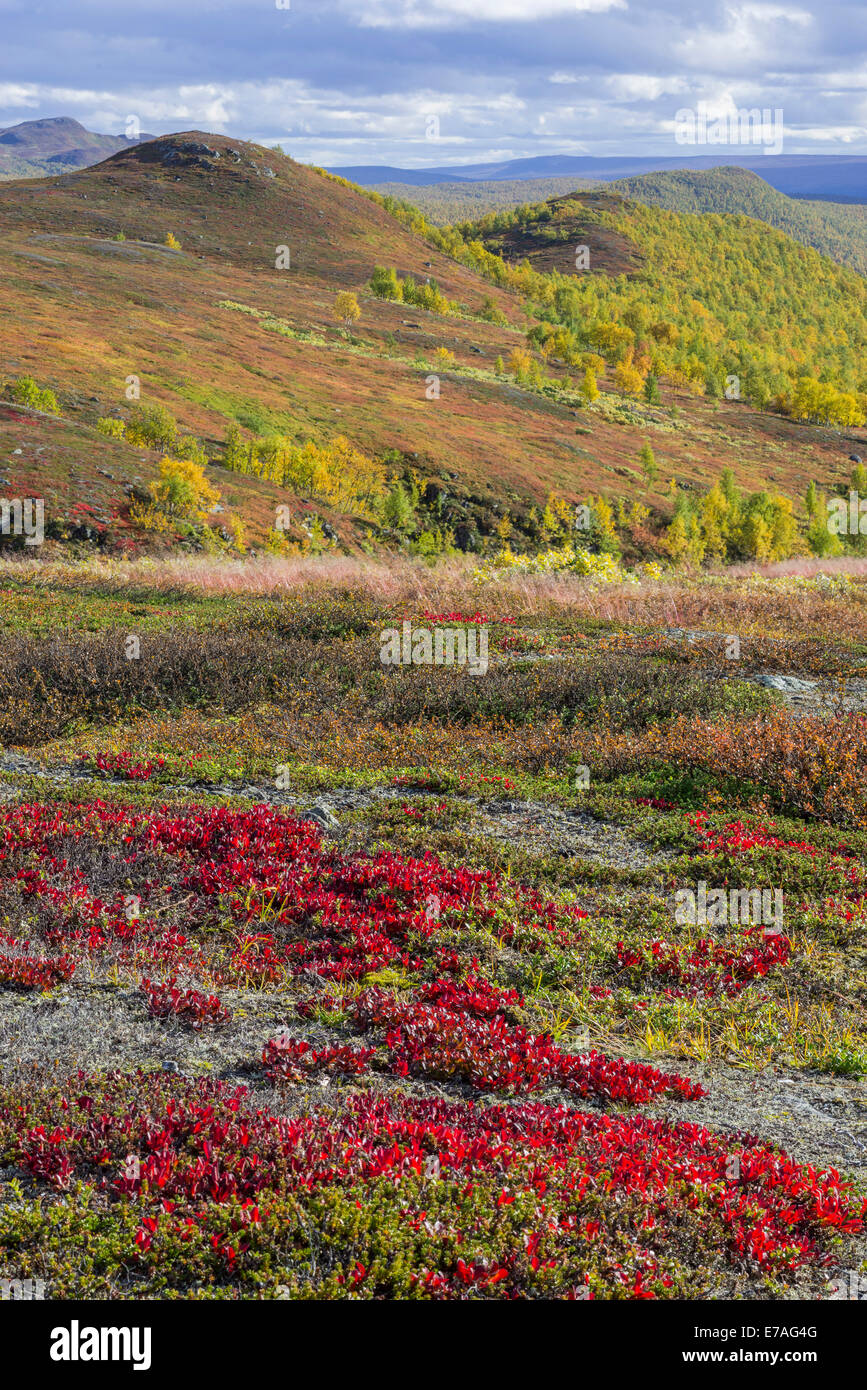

0,129,513,304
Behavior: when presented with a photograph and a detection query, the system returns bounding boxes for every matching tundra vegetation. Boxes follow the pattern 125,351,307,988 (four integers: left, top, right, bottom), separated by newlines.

1,137,866,1302
0,557,865,1300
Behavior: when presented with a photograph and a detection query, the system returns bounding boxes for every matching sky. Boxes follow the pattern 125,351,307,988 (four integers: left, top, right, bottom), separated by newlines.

1,0,866,167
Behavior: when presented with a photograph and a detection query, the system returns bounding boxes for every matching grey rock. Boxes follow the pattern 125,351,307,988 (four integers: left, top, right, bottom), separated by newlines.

664,627,718,643
301,804,339,830
755,674,818,694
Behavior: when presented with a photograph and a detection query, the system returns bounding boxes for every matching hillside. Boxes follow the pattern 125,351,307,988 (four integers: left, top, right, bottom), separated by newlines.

0,133,864,558
0,132,512,295
610,166,867,278
0,116,154,180
471,190,645,278
369,170,867,278
466,191,867,413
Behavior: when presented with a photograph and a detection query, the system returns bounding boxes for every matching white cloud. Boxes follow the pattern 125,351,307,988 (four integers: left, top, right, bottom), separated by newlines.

732,3,812,24
793,123,867,143
818,65,867,89
2,1,865,163
605,74,689,101
0,82,39,110
349,0,626,28
676,2,814,71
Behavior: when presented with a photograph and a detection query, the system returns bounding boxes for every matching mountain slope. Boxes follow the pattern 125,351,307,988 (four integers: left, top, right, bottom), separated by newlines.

0,132,514,300
610,167,867,278
467,190,867,409
471,190,644,277
0,133,863,554
0,117,154,180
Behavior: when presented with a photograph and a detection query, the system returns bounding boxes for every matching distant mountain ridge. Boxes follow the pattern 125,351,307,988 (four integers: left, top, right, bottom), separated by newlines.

0,117,156,179
329,153,867,203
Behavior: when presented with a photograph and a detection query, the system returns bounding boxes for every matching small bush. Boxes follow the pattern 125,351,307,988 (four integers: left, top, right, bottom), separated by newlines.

96,417,126,439
141,978,231,1030
149,456,220,522
125,403,179,451
7,376,60,415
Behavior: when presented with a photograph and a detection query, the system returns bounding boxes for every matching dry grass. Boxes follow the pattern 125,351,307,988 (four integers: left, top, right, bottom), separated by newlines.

2,551,865,644
726,556,867,578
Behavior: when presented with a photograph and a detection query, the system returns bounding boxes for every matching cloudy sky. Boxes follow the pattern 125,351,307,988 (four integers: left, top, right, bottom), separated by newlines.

1,0,866,167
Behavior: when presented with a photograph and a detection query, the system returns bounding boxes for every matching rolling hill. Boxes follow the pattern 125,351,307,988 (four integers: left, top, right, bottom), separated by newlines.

368,169,867,280
466,190,867,410
0,133,864,557
0,132,513,296
608,167,867,278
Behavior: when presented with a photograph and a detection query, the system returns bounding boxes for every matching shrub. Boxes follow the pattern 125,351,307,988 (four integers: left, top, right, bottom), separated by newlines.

509,347,533,380
140,978,231,1030
223,513,247,553
403,277,453,314
0,626,294,743
369,266,454,315
581,366,599,403
243,588,379,640
172,435,209,468
334,291,361,330
8,376,60,415
127,498,175,534
369,265,403,301
223,432,384,515
149,456,220,522
478,295,507,326
1,1069,861,1296
640,442,657,486
614,358,645,396
96,417,126,439
380,480,416,533
593,709,867,828
644,373,661,404
125,403,179,451
0,944,75,991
